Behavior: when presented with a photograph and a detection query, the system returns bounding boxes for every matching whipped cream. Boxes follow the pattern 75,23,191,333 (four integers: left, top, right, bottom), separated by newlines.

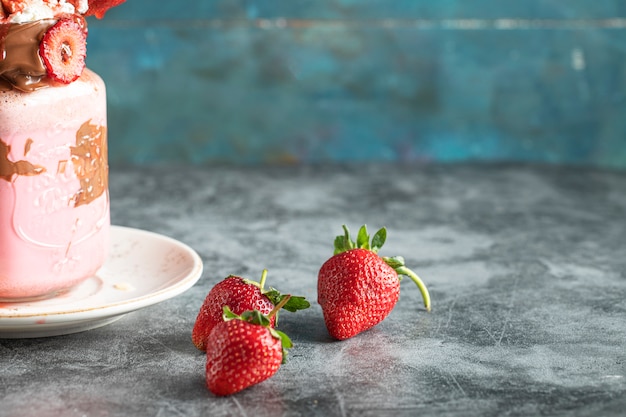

7,0,88,23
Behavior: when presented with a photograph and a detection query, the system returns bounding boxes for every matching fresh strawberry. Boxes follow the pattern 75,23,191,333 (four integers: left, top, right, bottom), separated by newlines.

84,0,126,19
39,17,86,84
192,270,309,351
205,299,293,396
318,225,431,340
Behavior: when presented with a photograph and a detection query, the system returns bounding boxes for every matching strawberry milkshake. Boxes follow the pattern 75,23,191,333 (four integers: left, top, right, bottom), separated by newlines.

0,0,125,300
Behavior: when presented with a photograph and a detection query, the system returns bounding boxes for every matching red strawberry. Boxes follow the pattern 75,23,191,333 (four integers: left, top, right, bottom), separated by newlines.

318,225,431,340
85,0,126,19
39,17,86,84
192,270,309,351
205,300,293,396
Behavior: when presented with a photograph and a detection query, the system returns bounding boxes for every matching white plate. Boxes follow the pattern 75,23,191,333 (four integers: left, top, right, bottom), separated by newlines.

0,226,203,339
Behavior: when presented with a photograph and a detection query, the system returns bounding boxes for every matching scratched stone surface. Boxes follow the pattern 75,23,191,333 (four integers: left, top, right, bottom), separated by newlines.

1,164,625,416
81,0,626,168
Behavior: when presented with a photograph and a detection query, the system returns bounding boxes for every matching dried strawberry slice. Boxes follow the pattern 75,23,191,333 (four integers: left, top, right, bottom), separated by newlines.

85,0,126,19
39,18,87,84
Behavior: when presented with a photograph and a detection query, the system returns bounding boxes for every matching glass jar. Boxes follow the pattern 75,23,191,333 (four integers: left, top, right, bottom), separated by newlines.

0,20,109,301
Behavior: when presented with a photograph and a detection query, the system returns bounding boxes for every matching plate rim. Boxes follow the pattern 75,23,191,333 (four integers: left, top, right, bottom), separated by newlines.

0,225,203,334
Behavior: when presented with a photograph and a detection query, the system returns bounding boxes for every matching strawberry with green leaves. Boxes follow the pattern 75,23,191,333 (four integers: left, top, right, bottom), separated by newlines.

318,225,431,340
192,270,309,351
206,298,293,396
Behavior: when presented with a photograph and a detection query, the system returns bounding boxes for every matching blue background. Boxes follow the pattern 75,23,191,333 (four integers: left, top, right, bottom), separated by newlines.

86,1,626,169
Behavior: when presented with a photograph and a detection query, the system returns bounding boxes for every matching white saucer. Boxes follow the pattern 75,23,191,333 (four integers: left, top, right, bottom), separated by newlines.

0,226,203,339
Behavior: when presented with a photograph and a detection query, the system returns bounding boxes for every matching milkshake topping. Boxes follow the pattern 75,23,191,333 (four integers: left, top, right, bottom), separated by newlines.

0,0,125,91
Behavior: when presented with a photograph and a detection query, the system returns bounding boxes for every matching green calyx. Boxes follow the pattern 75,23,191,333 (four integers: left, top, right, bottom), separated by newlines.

333,225,432,312
334,224,387,255
242,270,311,318
222,294,294,363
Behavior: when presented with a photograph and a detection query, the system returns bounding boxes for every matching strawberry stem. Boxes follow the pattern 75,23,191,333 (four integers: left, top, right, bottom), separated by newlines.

268,295,291,320
259,269,268,290
396,266,431,312
383,256,431,312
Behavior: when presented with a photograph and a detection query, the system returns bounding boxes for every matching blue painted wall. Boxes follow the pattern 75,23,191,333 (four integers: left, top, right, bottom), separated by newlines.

86,1,626,168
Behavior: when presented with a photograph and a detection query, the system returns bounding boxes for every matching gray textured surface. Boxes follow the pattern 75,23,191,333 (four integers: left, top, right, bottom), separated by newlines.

1,163,626,416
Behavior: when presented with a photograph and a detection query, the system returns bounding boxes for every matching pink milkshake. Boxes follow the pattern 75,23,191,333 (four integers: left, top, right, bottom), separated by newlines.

0,0,125,300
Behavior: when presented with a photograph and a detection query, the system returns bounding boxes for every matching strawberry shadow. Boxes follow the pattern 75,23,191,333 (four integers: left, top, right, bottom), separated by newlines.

277,307,335,344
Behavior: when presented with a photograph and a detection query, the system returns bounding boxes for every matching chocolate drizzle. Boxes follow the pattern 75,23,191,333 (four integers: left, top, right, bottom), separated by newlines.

1,119,108,209
0,138,45,181
0,20,55,92
70,120,108,207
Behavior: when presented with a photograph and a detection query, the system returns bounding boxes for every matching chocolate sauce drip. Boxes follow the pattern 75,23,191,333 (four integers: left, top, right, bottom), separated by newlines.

1,119,108,208
71,120,109,207
0,138,46,181
0,20,55,92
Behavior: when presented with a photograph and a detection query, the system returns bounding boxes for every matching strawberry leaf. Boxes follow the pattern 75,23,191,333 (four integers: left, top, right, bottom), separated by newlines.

356,225,370,249
238,270,310,325
264,290,310,313
222,305,240,321
333,224,388,254
263,289,281,305
243,310,272,327
371,227,387,253
270,328,293,364
334,225,356,254
278,294,311,312
333,235,347,255
222,306,272,327
382,255,405,270
343,225,354,248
